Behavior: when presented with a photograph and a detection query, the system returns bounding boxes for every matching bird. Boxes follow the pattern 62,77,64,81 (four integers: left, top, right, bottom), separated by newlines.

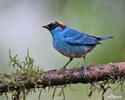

42,21,113,77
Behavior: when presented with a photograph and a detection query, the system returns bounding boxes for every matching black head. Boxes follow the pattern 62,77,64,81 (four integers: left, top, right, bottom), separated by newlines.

42,21,66,31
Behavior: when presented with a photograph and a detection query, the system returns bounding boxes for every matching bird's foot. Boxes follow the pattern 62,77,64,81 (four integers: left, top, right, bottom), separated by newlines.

83,65,87,78
60,66,66,72
58,66,66,74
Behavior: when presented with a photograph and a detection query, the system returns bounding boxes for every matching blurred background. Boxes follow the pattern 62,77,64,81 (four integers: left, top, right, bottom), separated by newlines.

0,0,125,100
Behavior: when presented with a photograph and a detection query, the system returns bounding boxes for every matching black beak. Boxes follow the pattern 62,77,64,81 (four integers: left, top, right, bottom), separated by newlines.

42,25,50,30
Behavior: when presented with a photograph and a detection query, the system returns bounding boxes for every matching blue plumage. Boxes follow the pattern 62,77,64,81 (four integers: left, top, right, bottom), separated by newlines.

43,21,113,78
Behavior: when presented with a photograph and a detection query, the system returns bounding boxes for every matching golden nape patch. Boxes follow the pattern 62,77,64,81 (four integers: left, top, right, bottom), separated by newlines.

56,20,64,26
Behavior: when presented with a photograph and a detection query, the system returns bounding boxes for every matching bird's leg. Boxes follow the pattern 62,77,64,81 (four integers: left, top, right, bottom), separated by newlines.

60,58,73,71
83,55,87,78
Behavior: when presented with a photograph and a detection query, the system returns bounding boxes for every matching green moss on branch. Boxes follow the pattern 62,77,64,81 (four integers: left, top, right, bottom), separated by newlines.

0,50,125,100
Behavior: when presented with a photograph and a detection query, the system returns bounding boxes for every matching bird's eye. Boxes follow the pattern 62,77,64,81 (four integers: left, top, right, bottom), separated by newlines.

48,24,57,29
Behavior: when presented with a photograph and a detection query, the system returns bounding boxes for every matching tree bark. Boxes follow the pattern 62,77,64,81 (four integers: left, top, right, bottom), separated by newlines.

0,62,125,94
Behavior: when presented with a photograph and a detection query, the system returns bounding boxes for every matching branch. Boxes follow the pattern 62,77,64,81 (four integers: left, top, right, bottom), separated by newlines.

0,62,125,94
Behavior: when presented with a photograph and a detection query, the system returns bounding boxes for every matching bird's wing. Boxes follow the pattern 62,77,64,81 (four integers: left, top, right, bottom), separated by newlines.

63,29,100,45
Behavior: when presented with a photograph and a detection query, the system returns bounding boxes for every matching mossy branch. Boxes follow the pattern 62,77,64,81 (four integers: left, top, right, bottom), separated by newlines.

0,50,125,100
0,61,125,93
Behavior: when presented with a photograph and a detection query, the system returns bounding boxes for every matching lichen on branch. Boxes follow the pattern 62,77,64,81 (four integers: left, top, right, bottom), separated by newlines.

0,49,44,99
0,50,125,100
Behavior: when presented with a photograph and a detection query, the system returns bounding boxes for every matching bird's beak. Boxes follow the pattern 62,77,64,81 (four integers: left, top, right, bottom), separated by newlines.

42,25,50,29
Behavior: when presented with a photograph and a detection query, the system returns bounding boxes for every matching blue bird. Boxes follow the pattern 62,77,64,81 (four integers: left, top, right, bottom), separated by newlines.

42,21,113,77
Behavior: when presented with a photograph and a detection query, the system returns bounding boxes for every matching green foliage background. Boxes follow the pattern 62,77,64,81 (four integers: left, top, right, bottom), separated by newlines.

0,0,125,100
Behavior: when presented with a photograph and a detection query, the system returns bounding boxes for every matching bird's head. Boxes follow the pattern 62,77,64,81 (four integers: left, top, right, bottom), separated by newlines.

42,21,66,32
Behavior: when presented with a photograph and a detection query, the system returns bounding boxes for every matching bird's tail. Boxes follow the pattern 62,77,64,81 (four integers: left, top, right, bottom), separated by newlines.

100,36,114,40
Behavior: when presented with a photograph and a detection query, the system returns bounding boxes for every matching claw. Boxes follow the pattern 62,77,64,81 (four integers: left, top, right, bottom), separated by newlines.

60,66,66,72
60,58,73,72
